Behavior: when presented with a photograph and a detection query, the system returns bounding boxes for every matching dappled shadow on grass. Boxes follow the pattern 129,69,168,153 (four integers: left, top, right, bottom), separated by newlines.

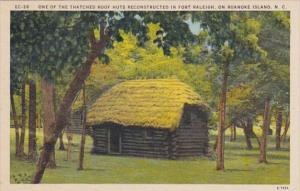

232,153,258,158
265,161,281,165
268,147,290,152
267,154,290,161
231,152,289,161
226,168,252,172
51,165,69,169
83,168,105,172
46,165,106,172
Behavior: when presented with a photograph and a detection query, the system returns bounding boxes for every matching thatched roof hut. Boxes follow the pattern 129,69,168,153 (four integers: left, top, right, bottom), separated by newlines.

87,79,209,159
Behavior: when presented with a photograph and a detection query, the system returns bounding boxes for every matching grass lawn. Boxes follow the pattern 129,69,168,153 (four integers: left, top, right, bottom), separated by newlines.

10,128,290,184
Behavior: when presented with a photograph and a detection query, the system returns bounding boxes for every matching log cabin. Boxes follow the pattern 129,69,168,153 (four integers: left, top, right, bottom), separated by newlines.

86,79,210,159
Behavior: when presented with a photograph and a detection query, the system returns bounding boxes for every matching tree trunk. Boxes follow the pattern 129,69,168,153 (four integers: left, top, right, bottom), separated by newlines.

66,131,73,161
230,125,234,142
243,122,253,149
244,129,253,149
233,124,236,141
275,111,283,149
78,83,87,170
259,98,271,163
58,133,65,150
53,85,65,151
281,112,290,144
33,143,54,183
28,80,37,160
11,91,20,156
41,79,56,169
19,81,26,157
65,112,72,161
32,31,109,184
216,61,229,171
47,151,56,168
246,119,261,147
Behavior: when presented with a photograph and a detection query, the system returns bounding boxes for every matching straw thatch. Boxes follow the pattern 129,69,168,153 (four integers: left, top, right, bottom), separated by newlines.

86,78,208,129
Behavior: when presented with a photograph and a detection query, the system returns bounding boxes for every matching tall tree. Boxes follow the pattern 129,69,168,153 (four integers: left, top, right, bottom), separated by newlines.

193,12,266,170
10,92,20,156
78,83,87,170
28,80,37,160
281,112,290,144
259,98,271,163
41,79,56,168
19,81,26,157
275,110,283,149
258,12,290,150
10,46,25,157
53,81,66,151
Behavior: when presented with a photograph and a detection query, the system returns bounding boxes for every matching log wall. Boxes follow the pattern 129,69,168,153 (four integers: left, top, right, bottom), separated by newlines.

91,126,108,153
90,106,209,159
121,127,169,158
172,105,209,159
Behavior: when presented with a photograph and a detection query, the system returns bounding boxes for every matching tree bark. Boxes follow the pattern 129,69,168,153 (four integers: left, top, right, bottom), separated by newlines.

245,119,260,148
275,111,283,149
243,121,253,149
78,83,87,170
58,133,65,150
19,81,26,157
48,151,56,168
65,112,72,161
53,85,65,151
32,30,110,184
281,112,290,144
41,79,56,168
33,143,54,183
259,98,271,163
233,124,236,141
11,91,20,156
28,80,37,160
216,61,229,171
66,131,73,161
230,125,234,142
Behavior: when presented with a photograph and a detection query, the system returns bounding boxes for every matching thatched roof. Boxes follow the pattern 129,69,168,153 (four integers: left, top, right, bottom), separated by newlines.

86,79,208,129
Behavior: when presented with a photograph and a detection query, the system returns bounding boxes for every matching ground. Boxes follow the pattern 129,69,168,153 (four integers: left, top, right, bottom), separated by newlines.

10,128,289,184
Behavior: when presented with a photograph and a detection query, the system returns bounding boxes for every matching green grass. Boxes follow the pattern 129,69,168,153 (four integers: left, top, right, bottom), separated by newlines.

10,128,290,184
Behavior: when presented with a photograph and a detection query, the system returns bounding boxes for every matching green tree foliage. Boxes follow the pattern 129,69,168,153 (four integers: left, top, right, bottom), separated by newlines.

11,12,90,81
73,23,214,108
106,23,214,102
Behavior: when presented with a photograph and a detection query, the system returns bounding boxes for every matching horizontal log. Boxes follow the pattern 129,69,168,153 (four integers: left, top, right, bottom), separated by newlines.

176,153,204,157
177,148,204,152
93,135,108,139
122,150,169,157
122,133,167,140
122,147,168,153
122,146,168,152
94,143,107,146
122,137,167,143
176,131,207,136
122,142,167,148
177,138,207,142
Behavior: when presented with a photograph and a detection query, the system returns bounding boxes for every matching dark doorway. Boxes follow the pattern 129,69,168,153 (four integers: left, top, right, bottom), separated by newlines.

109,127,121,153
